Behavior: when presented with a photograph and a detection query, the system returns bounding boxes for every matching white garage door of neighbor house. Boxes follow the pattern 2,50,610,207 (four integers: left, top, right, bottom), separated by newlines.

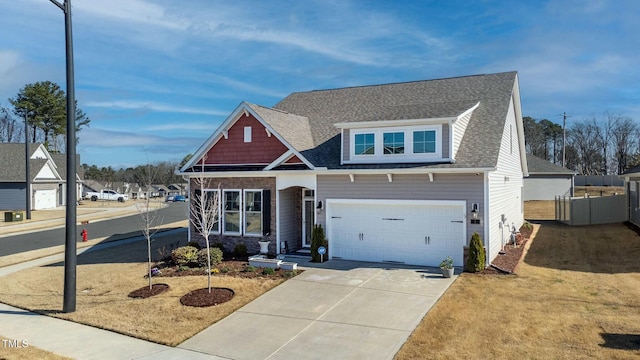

327,200,465,267
34,189,57,210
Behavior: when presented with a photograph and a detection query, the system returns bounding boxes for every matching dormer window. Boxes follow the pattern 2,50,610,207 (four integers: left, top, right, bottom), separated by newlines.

349,125,442,163
354,133,375,155
413,130,436,154
383,132,404,154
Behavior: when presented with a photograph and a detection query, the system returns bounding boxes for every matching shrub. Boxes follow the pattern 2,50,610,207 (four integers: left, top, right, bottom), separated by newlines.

466,232,486,273
245,265,256,273
234,243,248,258
220,266,231,273
171,246,198,266
311,224,328,262
284,270,298,278
521,221,533,231
213,242,226,253
262,267,275,275
186,240,201,249
178,265,190,272
197,247,223,268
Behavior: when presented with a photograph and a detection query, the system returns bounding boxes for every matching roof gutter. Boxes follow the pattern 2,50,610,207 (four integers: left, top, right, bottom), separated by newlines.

176,167,495,178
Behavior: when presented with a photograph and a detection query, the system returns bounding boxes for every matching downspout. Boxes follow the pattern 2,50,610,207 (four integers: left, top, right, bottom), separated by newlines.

483,171,490,267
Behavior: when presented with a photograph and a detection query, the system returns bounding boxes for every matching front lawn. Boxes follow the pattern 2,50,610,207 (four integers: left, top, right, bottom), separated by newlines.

396,222,640,359
0,234,289,346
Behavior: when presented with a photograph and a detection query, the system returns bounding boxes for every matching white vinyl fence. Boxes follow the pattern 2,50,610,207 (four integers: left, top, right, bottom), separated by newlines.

555,194,626,226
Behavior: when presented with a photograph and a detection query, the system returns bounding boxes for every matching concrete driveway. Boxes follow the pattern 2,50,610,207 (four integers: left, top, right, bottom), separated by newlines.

179,261,457,360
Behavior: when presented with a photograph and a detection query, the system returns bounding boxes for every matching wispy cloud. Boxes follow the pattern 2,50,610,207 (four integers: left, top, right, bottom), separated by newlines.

84,100,227,116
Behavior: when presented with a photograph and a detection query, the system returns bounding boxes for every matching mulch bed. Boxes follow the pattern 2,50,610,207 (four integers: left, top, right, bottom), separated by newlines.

128,283,170,298
480,224,534,275
152,259,300,280
180,287,235,307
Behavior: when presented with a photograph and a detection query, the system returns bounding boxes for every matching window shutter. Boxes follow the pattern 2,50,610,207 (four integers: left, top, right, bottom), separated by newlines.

262,189,271,236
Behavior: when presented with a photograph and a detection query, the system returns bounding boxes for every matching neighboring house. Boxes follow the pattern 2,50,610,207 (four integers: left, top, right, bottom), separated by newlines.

82,179,106,196
523,154,575,200
167,184,185,195
0,143,63,210
178,72,528,267
50,153,84,206
619,166,640,227
152,185,169,198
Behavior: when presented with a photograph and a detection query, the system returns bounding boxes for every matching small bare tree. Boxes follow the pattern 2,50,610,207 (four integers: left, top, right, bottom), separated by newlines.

135,163,163,289
189,159,220,293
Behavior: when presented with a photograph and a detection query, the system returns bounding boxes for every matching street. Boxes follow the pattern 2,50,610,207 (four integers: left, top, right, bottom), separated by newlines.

0,202,187,257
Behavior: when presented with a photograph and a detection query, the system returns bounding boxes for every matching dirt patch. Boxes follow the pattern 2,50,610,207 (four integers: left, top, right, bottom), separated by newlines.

128,283,170,298
180,287,235,307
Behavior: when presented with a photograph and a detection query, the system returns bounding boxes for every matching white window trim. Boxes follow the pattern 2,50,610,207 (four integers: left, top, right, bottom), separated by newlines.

203,189,221,235
243,189,263,237
222,189,242,235
347,124,442,164
244,126,252,143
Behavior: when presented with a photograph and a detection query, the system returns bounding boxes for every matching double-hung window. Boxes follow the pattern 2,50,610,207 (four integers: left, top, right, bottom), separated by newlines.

244,190,262,236
223,190,241,234
204,189,220,234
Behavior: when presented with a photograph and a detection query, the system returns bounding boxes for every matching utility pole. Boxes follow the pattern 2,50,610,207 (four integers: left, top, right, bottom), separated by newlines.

49,0,77,313
562,112,571,168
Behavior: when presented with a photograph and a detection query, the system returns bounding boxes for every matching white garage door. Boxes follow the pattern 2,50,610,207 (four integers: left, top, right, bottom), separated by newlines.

34,189,57,210
327,200,466,267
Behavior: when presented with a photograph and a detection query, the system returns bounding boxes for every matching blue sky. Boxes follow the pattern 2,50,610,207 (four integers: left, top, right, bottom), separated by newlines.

1,0,638,168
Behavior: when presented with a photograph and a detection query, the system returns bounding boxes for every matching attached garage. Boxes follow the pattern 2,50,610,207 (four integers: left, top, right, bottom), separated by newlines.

34,189,57,210
326,199,466,267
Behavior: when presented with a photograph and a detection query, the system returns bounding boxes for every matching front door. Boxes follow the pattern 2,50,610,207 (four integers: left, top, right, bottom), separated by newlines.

302,198,315,247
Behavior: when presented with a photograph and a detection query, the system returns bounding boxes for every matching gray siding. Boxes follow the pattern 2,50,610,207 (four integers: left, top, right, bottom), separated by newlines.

0,183,26,210
317,173,484,244
342,129,350,163
442,124,450,159
279,187,300,252
524,176,572,200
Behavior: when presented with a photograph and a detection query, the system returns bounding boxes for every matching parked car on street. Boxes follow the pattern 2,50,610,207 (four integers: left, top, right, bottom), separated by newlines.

173,195,186,202
165,195,175,202
84,189,128,202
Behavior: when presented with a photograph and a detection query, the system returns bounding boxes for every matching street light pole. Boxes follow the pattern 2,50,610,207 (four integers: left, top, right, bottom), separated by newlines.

24,115,31,220
50,0,77,313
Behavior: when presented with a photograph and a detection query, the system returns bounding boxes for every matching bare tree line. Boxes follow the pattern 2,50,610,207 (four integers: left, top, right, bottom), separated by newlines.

524,112,639,175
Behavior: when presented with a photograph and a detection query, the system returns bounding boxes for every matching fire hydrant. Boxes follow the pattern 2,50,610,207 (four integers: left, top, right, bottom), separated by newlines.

81,228,88,242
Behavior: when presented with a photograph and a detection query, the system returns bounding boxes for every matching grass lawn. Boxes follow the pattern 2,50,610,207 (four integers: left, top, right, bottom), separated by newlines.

0,338,72,360
524,200,555,220
395,222,640,359
0,234,286,346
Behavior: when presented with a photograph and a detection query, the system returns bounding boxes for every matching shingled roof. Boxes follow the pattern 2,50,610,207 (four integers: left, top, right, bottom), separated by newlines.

0,143,53,182
526,154,575,175
272,71,520,169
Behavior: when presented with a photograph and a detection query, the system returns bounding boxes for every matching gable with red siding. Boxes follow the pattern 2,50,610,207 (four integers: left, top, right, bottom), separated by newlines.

284,155,303,164
203,113,289,165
